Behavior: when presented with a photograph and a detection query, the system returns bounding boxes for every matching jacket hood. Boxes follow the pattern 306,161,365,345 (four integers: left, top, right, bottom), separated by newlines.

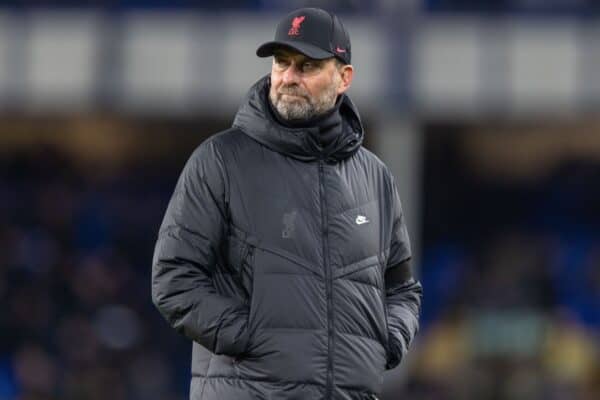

232,74,364,162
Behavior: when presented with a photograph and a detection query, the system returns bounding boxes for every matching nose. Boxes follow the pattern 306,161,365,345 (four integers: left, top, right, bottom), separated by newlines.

281,63,300,85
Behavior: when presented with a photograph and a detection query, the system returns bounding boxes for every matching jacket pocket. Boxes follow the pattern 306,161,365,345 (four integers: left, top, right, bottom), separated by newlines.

382,300,391,366
240,242,255,301
378,256,392,367
225,234,255,300
229,240,257,364
241,243,259,358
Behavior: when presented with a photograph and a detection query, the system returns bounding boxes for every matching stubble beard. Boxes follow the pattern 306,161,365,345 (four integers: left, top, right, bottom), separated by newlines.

270,75,340,121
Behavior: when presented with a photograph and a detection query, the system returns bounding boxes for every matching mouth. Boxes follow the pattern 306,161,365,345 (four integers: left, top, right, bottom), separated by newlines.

280,93,306,101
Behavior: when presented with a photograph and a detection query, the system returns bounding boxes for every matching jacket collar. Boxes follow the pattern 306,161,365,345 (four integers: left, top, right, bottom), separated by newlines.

232,74,364,162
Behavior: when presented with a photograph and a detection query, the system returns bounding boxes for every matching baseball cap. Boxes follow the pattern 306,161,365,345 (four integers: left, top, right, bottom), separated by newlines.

256,8,351,65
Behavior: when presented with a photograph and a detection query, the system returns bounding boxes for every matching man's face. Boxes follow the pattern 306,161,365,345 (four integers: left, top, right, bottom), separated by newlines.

269,48,347,121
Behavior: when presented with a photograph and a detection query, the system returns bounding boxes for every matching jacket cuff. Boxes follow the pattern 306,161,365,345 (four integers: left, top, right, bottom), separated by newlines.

385,334,406,370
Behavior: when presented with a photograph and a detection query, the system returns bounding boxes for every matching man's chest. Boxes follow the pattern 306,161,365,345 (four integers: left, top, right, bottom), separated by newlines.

226,158,390,270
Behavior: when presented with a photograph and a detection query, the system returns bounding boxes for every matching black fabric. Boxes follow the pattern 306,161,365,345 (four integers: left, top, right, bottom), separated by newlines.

152,74,423,400
385,259,413,290
256,7,351,64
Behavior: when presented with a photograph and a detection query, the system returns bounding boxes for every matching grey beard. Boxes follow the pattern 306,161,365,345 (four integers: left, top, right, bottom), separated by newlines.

270,81,339,121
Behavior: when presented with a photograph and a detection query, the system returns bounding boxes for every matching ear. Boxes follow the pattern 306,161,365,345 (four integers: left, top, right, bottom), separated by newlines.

336,64,354,95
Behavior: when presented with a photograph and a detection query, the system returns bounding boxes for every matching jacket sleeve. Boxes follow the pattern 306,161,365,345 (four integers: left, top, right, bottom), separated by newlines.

151,141,250,357
384,177,423,370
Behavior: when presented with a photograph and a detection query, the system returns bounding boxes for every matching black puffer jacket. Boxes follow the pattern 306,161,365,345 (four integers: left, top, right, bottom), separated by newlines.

152,75,423,400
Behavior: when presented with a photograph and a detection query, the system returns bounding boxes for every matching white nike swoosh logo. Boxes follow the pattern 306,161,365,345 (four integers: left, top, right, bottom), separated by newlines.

355,215,369,225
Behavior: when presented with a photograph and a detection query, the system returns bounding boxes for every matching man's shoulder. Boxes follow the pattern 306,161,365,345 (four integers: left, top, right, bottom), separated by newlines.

181,128,247,177
190,127,249,160
202,126,248,150
355,146,392,176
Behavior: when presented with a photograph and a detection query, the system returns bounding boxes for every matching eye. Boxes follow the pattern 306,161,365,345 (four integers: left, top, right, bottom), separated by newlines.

301,61,317,72
274,57,290,67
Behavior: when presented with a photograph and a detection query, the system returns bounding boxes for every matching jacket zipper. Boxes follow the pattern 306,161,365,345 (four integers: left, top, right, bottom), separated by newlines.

318,159,334,399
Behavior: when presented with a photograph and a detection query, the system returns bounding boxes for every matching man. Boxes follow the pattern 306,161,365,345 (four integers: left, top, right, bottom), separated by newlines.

152,7,423,400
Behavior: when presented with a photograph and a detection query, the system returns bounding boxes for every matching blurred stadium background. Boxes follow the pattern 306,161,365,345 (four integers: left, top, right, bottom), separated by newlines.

1,1,599,399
